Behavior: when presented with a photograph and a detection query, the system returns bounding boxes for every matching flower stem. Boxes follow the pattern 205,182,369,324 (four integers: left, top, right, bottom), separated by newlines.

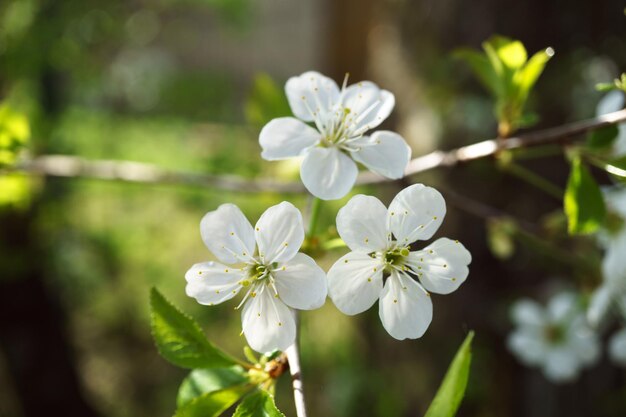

285,312,308,417
306,197,322,241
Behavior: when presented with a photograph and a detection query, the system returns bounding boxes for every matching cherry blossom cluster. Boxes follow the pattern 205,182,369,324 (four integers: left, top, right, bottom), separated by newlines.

184,71,471,353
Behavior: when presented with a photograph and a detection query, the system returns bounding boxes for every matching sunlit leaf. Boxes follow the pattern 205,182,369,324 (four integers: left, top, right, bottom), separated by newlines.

150,288,239,369
0,173,32,209
515,48,554,102
424,331,475,417
245,73,291,129
586,125,619,149
175,384,252,417
232,390,285,417
489,36,527,69
177,366,250,408
564,158,606,235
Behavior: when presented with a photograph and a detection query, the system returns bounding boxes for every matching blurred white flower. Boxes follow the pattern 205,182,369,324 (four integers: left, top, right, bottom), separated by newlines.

508,293,600,383
609,327,626,366
596,90,626,156
185,202,327,353
259,71,411,200
327,184,471,340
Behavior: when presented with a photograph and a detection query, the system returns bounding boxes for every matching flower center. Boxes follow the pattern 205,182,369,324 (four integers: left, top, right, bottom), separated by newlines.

543,324,566,344
380,245,410,274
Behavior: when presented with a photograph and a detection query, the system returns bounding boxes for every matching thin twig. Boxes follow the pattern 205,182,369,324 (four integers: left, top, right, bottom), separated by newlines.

8,109,626,191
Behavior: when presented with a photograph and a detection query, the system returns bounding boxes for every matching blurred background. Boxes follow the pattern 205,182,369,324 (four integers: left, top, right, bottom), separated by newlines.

1,0,625,416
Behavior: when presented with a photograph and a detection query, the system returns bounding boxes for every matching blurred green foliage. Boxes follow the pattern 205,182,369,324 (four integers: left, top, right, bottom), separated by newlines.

0,104,29,167
456,35,553,137
564,157,606,235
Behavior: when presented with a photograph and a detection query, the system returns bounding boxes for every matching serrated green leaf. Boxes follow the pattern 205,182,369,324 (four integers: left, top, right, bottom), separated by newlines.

586,125,619,149
150,288,238,369
232,390,285,417
177,366,249,408
174,384,252,417
564,158,606,234
424,331,474,417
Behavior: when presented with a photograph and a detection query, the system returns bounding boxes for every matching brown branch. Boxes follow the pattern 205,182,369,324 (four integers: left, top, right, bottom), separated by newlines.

9,109,626,192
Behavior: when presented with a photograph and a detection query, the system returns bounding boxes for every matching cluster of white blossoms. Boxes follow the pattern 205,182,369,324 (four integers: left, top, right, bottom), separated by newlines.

184,70,471,353
508,293,600,383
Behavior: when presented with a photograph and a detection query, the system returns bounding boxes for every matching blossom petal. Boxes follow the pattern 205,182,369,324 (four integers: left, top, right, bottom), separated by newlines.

350,131,411,179
543,348,579,382
200,204,256,264
185,262,244,305
255,201,304,264
336,194,389,252
510,299,545,327
609,327,626,366
507,329,548,366
407,238,471,295
341,82,395,131
285,71,340,122
273,253,327,310
596,90,624,116
387,184,446,244
300,147,358,200
567,317,600,365
241,287,296,353
587,284,612,327
259,117,321,161
603,230,626,286
379,271,433,340
547,293,577,322
327,252,384,315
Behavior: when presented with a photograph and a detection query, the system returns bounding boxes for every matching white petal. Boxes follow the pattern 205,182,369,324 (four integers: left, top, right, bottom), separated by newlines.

547,293,578,322
543,348,579,383
273,253,327,310
300,147,358,200
350,131,411,179
587,285,612,327
200,204,256,264
609,327,626,366
596,90,624,116
603,187,626,218
341,82,394,131
327,252,384,315
602,231,626,287
241,287,296,353
185,262,244,305
285,71,340,122
259,117,321,161
387,184,446,244
510,299,546,327
255,202,304,263
336,194,390,252
507,329,548,365
379,271,433,340
567,318,600,365
408,238,471,295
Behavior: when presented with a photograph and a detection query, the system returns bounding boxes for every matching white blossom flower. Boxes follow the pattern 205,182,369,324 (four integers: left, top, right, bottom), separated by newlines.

185,202,327,353
508,293,600,383
259,71,411,200
596,90,626,156
588,230,626,327
326,184,471,339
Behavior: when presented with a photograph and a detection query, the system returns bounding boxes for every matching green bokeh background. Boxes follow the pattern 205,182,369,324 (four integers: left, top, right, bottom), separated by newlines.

1,1,625,417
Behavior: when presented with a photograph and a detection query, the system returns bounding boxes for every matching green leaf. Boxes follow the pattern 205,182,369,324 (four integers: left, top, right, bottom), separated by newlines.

150,288,238,369
424,331,474,417
175,384,252,417
232,390,285,417
178,366,249,408
564,158,606,235
586,125,619,149
454,49,501,97
489,36,527,69
514,48,553,103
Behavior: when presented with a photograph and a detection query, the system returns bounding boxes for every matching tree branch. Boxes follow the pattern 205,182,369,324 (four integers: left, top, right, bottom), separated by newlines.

9,109,626,192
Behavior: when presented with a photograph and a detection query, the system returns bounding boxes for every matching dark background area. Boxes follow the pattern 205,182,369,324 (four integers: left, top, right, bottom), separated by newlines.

1,0,625,416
